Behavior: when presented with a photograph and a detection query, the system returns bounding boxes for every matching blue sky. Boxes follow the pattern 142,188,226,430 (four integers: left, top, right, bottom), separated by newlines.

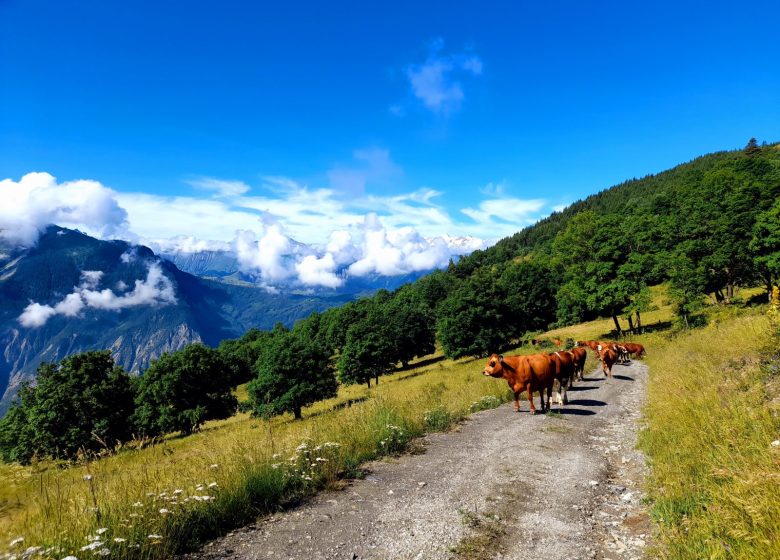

1,1,779,285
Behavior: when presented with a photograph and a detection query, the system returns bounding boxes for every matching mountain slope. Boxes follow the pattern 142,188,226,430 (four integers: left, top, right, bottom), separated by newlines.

0,227,350,413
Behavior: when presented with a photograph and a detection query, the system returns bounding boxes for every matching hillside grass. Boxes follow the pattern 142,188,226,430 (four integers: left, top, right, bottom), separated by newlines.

638,309,780,559
0,350,521,558
1,284,776,559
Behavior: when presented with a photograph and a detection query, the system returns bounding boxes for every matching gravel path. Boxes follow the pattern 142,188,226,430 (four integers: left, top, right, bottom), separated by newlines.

184,359,651,560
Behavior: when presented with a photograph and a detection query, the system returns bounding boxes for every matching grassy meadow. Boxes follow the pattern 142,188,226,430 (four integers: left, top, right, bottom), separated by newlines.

639,309,780,559
0,348,519,559
1,284,777,559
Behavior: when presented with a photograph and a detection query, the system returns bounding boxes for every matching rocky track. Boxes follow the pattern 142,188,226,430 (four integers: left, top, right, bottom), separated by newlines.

184,359,651,560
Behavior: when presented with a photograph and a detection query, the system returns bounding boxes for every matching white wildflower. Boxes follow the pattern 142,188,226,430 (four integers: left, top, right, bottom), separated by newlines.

158,492,167,498
22,546,42,557
132,502,143,507
80,541,103,551
147,535,162,540
323,442,340,448
9,537,24,547
172,489,183,495
113,538,126,544
207,482,217,489
271,463,281,469
88,535,101,542
82,475,93,481
61,556,80,560
146,492,155,497
316,457,327,462
95,528,108,535
209,463,219,469
272,453,281,459
159,508,170,515
95,548,110,557
195,484,204,491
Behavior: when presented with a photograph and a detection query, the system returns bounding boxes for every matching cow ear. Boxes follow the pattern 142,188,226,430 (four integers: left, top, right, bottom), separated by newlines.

498,355,504,362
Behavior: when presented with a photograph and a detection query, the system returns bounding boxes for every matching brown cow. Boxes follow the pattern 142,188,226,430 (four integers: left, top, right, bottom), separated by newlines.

482,353,555,414
578,340,601,353
599,346,618,378
570,346,587,381
621,342,646,358
547,351,575,405
609,343,630,364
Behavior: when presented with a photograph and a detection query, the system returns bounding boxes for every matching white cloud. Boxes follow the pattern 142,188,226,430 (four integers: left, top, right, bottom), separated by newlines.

295,253,342,288
404,39,483,115
344,214,482,278
234,225,296,283
0,172,130,247
2,165,559,290
187,177,250,198
461,197,547,226
18,303,57,328
146,236,232,255
18,262,177,328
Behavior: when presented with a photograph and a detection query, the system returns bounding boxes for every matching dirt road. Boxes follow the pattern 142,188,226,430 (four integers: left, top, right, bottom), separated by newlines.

185,359,651,560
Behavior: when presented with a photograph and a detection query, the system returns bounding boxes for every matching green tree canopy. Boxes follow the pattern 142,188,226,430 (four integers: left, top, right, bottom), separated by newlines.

0,351,135,463
133,343,237,436
248,330,337,420
750,198,780,295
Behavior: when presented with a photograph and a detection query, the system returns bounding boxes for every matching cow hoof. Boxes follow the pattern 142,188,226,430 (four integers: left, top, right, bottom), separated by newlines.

530,409,536,415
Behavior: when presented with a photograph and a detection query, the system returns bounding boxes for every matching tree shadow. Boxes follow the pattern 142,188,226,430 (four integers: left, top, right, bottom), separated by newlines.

397,355,445,372
567,398,607,407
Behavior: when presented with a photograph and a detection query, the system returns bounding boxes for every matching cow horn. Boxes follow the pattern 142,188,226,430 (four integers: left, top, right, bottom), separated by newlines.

499,355,504,362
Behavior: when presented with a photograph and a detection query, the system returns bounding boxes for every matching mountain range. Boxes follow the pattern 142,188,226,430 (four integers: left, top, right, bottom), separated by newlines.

0,227,365,414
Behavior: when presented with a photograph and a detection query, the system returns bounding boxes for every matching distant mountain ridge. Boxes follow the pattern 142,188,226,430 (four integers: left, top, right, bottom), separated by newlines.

158,249,435,297
0,227,353,414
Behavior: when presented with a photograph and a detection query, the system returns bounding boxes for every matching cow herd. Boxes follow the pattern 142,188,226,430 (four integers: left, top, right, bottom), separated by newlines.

481,340,646,415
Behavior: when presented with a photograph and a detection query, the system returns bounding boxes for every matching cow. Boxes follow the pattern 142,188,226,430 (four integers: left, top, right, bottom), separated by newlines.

570,346,587,381
547,351,575,405
578,340,602,353
621,342,646,358
482,353,555,414
599,346,618,378
609,343,630,364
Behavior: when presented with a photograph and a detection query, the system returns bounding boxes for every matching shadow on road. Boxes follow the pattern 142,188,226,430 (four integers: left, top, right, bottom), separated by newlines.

568,385,597,392
567,398,607,407
612,374,634,381
556,408,597,416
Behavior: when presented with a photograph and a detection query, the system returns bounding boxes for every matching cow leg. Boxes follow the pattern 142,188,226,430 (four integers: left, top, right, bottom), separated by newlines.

526,383,536,414
513,391,520,413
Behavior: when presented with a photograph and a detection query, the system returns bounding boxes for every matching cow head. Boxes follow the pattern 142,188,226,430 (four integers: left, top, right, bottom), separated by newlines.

482,354,505,377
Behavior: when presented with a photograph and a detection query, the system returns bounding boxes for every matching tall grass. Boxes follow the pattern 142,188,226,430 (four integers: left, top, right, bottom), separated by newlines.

639,311,780,559
0,354,512,559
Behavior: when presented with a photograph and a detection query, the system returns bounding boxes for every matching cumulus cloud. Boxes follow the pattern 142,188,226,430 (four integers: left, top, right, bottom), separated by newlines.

295,254,343,288
18,263,177,328
403,38,483,115
0,172,130,248
234,224,297,283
